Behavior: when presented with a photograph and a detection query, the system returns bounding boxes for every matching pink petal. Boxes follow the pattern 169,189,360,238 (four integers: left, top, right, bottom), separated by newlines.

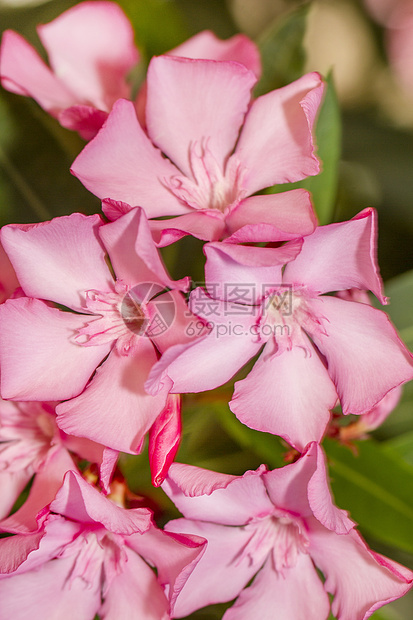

236,72,324,194
0,446,75,534
38,1,138,111
99,448,119,494
360,385,402,433
225,190,317,242
71,99,189,217
262,443,316,520
99,207,188,291
145,304,262,395
149,210,225,246
284,209,386,302
0,554,101,620
56,342,168,453
149,289,202,353
231,337,337,451
50,470,152,535
170,30,261,77
162,463,271,525
146,56,256,178
99,545,169,620
0,531,43,575
149,393,182,486
58,105,108,140
101,198,133,221
308,519,413,620
62,437,118,494
0,298,111,401
135,30,261,128
0,30,76,114
127,524,207,613
306,444,354,534
0,515,80,577
1,213,110,312
264,444,354,536
165,518,262,617
224,554,330,620
308,296,413,415
204,240,302,303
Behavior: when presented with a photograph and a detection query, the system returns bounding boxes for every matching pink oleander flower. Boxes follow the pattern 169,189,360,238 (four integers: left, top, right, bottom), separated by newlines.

0,1,261,140
0,208,189,455
146,209,413,450
0,1,138,140
0,397,118,532
162,443,413,619
71,55,323,245
0,469,206,620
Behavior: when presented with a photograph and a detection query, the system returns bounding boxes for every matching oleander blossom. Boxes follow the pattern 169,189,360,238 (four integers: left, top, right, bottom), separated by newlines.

0,397,118,532
0,470,206,620
72,55,323,245
162,443,413,620
0,208,189,454
0,1,261,140
146,209,413,450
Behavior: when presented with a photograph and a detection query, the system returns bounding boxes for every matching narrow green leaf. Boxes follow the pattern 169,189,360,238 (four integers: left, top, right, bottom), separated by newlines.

324,438,413,553
255,4,309,96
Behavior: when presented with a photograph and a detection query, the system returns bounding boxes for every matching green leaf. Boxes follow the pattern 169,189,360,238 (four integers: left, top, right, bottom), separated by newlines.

255,4,309,96
324,437,413,554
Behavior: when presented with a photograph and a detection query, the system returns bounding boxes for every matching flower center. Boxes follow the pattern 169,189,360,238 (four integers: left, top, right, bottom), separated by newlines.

0,401,58,472
260,286,323,347
64,528,126,594
74,281,148,355
167,140,246,213
238,511,309,574
120,290,148,336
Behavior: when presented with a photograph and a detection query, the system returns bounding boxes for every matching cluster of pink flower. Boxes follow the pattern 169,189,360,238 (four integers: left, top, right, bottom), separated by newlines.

0,2,413,618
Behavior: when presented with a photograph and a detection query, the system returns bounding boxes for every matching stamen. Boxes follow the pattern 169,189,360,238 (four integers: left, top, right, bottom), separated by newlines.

166,140,245,212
